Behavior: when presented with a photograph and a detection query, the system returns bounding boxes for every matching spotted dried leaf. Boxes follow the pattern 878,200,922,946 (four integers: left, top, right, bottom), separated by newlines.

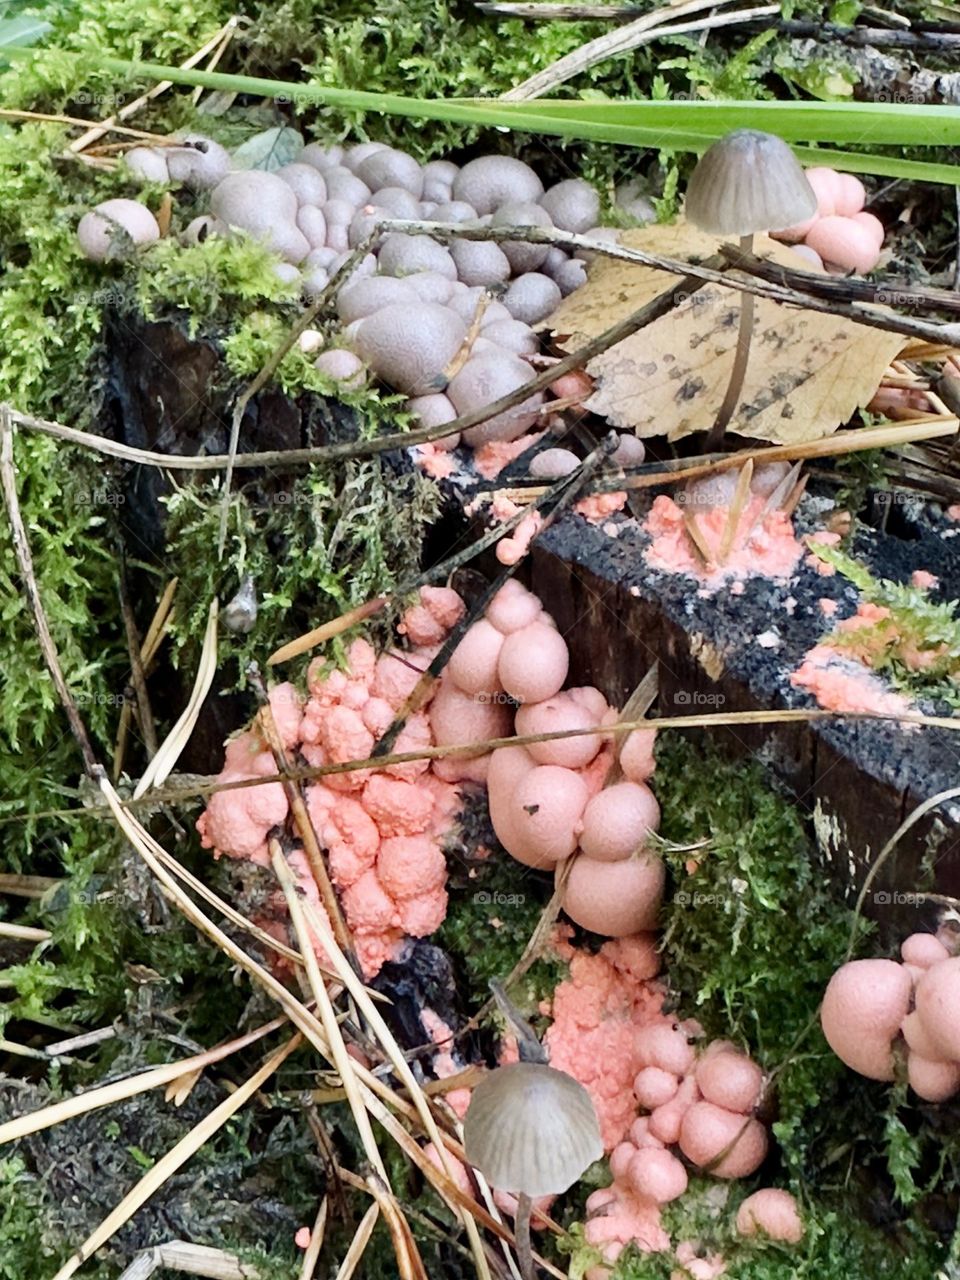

546,222,904,444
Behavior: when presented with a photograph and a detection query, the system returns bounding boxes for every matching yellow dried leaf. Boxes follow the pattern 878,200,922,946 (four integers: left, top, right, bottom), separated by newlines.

546,222,905,444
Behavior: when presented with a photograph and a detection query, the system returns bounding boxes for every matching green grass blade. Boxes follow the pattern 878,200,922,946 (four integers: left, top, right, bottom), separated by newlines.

7,50,960,183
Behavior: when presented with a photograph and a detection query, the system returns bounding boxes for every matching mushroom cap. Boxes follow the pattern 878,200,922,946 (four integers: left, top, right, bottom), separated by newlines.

77,198,160,261
452,355,545,448
539,179,601,235
553,258,588,296
276,162,328,206
453,155,545,216
504,765,590,866
914,956,960,1061
900,1009,943,1061
353,302,467,395
323,166,372,205
486,580,542,634
478,318,538,356
123,146,169,183
805,215,882,274
561,853,665,937
497,622,569,704
210,171,306,260
684,130,817,236
678,1101,768,1178
619,728,657,783
448,620,505,697
166,135,231,189
378,232,457,280
502,273,563,326
578,781,660,862
337,276,419,324
491,201,553,272
695,1049,763,1114
901,933,950,970
429,677,512,759
182,214,227,246
907,1051,960,1102
450,238,512,287
820,958,912,1080
633,1066,680,1110
297,205,328,250
463,1062,602,1196
342,141,389,172
515,692,602,768
735,1189,803,1242
627,1148,688,1204
300,142,344,171
404,271,457,304
314,350,365,387
357,147,423,197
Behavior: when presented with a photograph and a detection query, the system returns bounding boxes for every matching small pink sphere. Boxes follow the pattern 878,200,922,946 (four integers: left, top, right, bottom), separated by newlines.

447,620,505,697
428,679,511,758
805,166,845,216
806,215,881,274
736,1189,803,1243
515,692,602,768
627,1148,688,1204
579,781,660,862
851,210,884,248
561,853,665,936
789,243,824,272
485,579,542,634
634,1066,680,1110
834,173,867,216
498,622,569,705
505,764,589,866
619,728,657,782
695,1049,764,1115
901,933,950,970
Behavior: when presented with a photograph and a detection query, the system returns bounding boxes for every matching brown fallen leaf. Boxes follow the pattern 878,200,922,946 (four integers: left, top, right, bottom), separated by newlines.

546,221,905,445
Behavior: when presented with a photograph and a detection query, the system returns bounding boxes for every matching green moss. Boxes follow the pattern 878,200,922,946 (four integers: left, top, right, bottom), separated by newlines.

810,542,960,703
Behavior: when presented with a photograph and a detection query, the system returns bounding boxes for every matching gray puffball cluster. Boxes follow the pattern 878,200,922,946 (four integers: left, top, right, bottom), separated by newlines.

77,136,652,447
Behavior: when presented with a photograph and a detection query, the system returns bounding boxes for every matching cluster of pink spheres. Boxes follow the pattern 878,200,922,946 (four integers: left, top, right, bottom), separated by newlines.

199,581,807,1272
822,929,960,1101
772,167,884,274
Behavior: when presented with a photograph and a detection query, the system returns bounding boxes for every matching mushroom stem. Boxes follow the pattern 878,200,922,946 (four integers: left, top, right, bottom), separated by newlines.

706,233,755,450
515,1192,535,1280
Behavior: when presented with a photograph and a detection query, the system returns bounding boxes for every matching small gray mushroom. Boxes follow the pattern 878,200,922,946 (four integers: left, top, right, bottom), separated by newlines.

453,155,544,215
378,232,457,280
450,353,545,447
322,167,372,205
404,271,457,304
165,135,231,190
77,198,160,262
491,201,553,273
422,158,458,202
611,434,646,467
182,214,228,245
450,238,511,287
354,302,467,395
123,146,169,183
211,171,308,262
337,275,420,324
481,318,539,356
222,575,258,634
276,162,328,206
552,258,587,296
314,349,366,388
530,447,580,479
357,147,423,198
502,272,562,325
431,201,480,224
369,186,422,219
615,180,656,224
406,392,460,443
273,261,302,286
342,141,389,173
300,142,344,171
297,205,328,250
539,178,600,234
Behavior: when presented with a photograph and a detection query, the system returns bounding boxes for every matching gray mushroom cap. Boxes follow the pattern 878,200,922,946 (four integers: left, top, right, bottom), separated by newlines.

210,170,309,263
165,135,231,190
77,199,160,261
684,129,817,236
123,146,169,183
453,155,544,216
539,178,600,234
353,302,467,395
463,1062,603,1196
